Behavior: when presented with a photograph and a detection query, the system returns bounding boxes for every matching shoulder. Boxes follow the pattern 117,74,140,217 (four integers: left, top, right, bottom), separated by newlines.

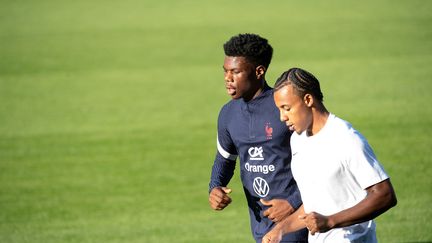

328,114,355,137
219,99,239,115
330,114,369,149
217,99,241,124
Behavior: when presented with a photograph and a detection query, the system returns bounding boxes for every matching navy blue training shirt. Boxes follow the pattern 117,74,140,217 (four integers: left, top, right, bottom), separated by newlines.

209,84,308,242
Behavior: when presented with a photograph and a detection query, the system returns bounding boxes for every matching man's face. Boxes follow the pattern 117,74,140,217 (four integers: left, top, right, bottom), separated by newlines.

223,56,258,100
274,84,312,134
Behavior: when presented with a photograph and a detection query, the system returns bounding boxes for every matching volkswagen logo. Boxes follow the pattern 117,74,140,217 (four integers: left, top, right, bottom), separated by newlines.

253,177,269,197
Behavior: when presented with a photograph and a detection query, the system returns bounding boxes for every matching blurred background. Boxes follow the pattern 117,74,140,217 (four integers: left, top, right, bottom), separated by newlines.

1,0,431,242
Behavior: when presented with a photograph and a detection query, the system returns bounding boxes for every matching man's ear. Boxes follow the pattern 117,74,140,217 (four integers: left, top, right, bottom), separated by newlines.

304,94,314,107
256,65,266,79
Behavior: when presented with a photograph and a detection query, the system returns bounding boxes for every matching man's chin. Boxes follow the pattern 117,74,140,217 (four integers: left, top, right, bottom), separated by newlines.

230,93,242,99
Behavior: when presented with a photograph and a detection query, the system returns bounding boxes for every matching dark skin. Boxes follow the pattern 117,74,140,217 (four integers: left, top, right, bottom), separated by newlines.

209,56,297,223
263,179,397,243
301,179,397,234
208,187,232,211
261,85,398,243
222,56,265,101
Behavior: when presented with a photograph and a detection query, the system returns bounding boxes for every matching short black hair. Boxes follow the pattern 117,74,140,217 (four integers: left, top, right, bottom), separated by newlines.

223,33,273,69
274,68,324,102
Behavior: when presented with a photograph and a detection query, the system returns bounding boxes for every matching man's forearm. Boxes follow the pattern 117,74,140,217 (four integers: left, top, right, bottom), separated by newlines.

275,204,306,234
209,155,236,192
327,179,397,229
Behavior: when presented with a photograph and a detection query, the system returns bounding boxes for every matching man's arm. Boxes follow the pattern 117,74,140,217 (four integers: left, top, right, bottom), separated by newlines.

261,198,295,223
209,186,232,210
208,153,236,192
301,179,397,235
261,172,302,223
208,153,236,210
208,108,237,210
262,205,307,243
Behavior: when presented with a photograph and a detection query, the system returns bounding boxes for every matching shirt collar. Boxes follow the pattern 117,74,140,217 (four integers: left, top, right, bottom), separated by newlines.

242,82,272,104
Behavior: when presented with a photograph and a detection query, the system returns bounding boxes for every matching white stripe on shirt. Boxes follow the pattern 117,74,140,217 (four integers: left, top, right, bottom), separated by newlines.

217,135,238,161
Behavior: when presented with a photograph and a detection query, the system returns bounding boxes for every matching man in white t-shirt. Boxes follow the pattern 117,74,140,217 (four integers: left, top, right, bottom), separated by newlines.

262,68,397,243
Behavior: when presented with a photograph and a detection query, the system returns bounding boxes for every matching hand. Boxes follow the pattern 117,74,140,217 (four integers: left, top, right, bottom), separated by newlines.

261,227,283,243
299,212,332,235
261,199,295,223
209,187,232,210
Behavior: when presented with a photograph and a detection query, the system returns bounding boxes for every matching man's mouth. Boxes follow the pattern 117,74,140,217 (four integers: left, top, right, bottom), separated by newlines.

226,86,236,95
287,123,295,131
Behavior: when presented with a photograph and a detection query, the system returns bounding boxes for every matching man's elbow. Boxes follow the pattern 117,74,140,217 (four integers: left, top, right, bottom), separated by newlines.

388,190,397,208
373,179,397,212
383,181,397,211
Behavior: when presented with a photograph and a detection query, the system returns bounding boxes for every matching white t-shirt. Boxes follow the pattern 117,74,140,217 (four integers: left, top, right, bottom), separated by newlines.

291,114,389,243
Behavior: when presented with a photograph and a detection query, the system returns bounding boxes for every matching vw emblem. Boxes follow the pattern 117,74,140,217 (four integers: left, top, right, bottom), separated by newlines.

253,177,269,197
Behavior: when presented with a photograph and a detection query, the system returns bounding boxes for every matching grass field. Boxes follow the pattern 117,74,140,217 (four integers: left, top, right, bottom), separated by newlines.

1,0,431,242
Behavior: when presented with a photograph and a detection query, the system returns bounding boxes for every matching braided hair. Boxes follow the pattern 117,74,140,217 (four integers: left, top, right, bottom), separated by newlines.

274,68,324,102
223,33,273,69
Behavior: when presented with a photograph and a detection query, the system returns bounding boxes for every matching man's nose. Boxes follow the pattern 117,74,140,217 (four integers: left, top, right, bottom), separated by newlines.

280,112,288,122
224,72,233,82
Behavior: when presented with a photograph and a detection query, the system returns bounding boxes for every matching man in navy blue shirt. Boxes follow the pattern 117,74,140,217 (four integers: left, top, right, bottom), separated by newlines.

208,33,308,242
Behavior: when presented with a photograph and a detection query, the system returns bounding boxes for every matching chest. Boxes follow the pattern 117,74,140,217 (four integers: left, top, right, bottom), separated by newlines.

227,102,288,144
292,137,347,185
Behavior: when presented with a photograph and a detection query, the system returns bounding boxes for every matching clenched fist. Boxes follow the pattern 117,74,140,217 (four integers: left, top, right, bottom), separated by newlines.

209,187,232,210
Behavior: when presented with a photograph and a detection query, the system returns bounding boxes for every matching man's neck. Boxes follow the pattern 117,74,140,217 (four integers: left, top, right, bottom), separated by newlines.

307,106,329,136
244,80,267,102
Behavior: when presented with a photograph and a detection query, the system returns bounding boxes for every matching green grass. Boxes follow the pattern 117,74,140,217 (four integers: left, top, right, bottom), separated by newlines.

1,0,431,242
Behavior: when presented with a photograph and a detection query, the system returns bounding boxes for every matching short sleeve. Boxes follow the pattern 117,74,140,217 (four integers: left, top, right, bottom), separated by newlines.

346,131,389,189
